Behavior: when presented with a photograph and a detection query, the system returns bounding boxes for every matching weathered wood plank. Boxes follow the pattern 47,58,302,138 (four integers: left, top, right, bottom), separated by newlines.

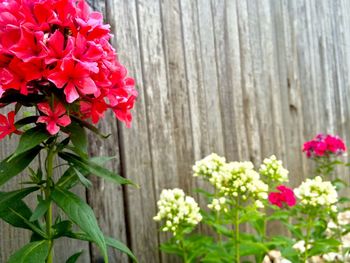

105,0,161,262
86,1,128,263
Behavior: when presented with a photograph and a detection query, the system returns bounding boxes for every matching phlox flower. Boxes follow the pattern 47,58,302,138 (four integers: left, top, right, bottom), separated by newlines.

192,153,226,179
268,185,296,208
259,155,289,183
48,59,97,103
303,134,346,158
0,111,20,140
153,188,202,235
294,176,338,209
37,102,71,135
0,0,137,133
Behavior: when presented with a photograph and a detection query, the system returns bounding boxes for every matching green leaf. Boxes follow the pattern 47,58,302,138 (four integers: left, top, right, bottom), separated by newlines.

57,156,117,189
51,187,108,262
0,187,38,213
73,167,92,188
71,115,110,139
11,126,50,159
30,198,51,222
0,146,42,187
66,251,83,263
15,116,38,129
239,241,268,257
58,152,135,186
0,192,35,230
65,122,88,153
65,232,137,263
105,236,138,262
52,220,73,239
7,241,49,263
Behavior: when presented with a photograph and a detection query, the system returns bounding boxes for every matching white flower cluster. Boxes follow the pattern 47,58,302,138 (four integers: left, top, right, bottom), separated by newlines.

294,176,338,209
324,211,350,262
209,161,268,207
193,153,226,179
292,240,312,253
207,197,228,212
153,188,202,235
259,155,289,183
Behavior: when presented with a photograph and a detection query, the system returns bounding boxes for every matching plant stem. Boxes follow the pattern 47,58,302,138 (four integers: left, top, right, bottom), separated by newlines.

45,146,55,263
303,215,313,263
179,236,189,263
234,199,240,263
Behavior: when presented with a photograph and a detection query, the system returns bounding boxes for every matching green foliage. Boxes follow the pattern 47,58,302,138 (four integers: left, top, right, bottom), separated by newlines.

7,241,49,263
58,151,135,186
51,187,108,262
65,251,83,263
156,151,350,263
0,146,42,186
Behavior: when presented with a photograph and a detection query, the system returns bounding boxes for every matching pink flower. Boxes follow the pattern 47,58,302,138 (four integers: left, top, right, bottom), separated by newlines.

48,59,97,103
0,0,137,127
303,134,346,158
80,99,107,124
10,27,47,62
268,185,296,208
45,30,73,64
0,111,20,140
37,102,71,135
112,96,136,128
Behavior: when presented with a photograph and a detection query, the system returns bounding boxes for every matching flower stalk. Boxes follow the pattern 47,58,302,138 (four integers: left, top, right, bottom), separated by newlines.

45,143,56,263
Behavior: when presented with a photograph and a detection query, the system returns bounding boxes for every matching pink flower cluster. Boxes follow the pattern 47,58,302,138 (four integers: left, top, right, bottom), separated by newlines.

303,134,346,158
268,185,296,208
0,0,137,136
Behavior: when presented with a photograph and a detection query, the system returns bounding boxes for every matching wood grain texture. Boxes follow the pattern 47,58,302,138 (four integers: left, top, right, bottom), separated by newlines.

2,1,350,262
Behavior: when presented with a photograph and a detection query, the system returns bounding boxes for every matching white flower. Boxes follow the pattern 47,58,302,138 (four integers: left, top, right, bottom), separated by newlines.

193,153,226,179
259,155,289,183
208,197,228,212
294,176,338,208
154,188,202,235
322,252,343,262
292,240,312,253
338,210,350,225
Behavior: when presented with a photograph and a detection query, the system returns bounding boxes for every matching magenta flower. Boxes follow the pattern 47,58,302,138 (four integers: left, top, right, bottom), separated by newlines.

48,59,97,103
0,111,20,140
303,134,346,158
37,102,71,135
268,185,296,208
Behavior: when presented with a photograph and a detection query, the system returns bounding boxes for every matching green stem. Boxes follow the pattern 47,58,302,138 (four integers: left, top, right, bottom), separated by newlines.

45,146,55,263
179,236,189,263
303,215,313,263
234,199,240,263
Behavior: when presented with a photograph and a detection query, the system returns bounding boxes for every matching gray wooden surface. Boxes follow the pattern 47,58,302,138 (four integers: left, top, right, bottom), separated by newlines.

1,0,350,262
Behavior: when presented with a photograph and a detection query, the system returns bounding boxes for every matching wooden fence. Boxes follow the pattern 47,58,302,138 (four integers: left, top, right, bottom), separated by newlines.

1,0,350,262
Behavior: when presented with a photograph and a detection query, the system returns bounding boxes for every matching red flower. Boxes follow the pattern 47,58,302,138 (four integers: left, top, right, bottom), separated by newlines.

111,96,136,128
0,0,137,128
48,59,97,103
80,99,108,124
10,27,47,62
0,111,20,140
2,58,42,95
303,134,346,158
268,185,296,208
45,30,73,64
37,102,71,135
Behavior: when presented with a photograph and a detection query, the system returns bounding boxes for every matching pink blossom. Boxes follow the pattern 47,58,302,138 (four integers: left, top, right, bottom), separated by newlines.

303,134,346,158
268,185,296,208
37,102,71,135
0,111,20,140
48,59,97,103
